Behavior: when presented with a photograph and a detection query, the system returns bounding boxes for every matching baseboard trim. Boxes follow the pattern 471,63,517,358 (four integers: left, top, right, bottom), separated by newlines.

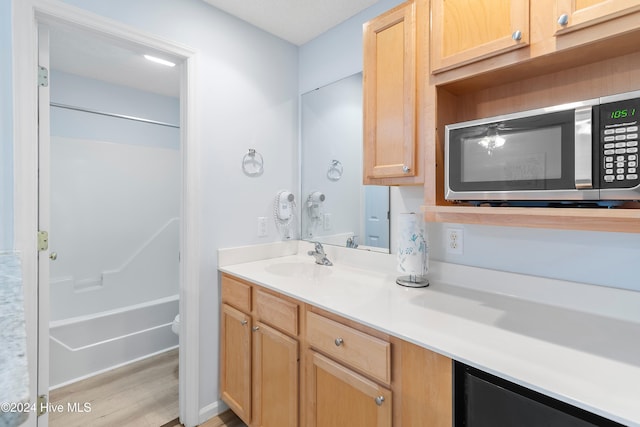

199,400,230,424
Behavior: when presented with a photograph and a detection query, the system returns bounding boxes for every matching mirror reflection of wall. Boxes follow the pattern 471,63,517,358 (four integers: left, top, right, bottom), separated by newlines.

301,72,390,252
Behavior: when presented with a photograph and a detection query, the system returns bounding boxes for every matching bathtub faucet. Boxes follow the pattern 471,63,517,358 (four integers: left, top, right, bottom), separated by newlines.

308,242,332,266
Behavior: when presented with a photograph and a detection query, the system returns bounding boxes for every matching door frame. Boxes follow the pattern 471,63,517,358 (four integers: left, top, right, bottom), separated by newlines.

13,1,201,426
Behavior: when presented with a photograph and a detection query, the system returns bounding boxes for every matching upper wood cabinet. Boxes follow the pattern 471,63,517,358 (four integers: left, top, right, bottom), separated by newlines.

363,0,419,184
430,0,640,85
431,0,530,73
555,0,640,33
423,0,640,232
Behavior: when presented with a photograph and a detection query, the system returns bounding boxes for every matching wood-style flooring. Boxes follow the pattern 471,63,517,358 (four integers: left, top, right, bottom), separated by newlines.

49,348,244,427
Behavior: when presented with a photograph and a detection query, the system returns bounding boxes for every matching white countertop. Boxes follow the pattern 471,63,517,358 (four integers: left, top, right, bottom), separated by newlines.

218,241,640,427
0,253,30,427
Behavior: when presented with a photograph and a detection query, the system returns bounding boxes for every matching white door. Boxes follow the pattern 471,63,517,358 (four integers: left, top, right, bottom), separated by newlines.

37,24,51,427
364,186,390,249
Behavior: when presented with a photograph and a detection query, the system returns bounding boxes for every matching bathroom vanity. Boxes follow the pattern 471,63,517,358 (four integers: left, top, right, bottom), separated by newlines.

218,242,640,427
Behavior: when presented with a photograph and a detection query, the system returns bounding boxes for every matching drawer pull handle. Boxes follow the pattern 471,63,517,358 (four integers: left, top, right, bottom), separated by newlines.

240,320,248,326
511,30,522,41
334,337,344,347
375,396,385,406
558,13,569,26
252,326,260,332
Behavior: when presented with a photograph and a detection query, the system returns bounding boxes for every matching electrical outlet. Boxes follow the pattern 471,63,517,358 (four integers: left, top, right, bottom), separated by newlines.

257,217,268,237
446,228,464,255
323,213,332,231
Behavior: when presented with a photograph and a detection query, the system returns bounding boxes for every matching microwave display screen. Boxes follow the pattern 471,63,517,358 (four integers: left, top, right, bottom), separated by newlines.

607,108,636,120
461,126,562,183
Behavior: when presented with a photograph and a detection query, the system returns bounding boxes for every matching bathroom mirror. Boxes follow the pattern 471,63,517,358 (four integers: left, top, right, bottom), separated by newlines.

300,73,390,252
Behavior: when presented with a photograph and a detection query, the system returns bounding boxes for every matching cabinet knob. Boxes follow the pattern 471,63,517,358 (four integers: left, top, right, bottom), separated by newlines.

511,30,522,41
375,396,385,406
252,326,260,332
402,165,410,173
558,14,569,26
49,251,58,261
334,337,344,347
240,320,248,325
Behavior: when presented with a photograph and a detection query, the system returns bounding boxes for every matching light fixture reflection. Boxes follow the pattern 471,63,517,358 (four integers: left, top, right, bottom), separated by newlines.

478,126,505,154
144,54,176,67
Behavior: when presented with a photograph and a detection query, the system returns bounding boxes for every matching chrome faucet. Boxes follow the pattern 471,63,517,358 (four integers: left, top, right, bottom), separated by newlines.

308,242,333,266
346,236,358,249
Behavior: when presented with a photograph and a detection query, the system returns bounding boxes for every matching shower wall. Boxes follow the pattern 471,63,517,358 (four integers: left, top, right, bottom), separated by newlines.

49,70,180,386
49,136,180,320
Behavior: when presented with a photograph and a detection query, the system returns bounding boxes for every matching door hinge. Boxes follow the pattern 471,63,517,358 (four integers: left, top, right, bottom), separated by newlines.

37,394,47,416
38,230,49,251
38,66,49,87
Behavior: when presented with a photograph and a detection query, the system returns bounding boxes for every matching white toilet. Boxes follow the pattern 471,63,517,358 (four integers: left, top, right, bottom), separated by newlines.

171,314,180,335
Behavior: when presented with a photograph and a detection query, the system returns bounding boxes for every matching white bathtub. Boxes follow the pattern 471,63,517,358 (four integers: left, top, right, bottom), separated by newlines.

49,295,179,389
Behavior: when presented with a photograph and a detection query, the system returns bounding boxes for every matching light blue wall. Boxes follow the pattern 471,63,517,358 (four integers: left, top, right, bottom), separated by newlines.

299,0,405,94
1,0,13,250
299,0,640,292
427,224,640,291
50,70,180,149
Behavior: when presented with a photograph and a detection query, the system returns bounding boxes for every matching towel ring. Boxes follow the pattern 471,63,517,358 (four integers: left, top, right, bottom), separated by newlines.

242,149,264,176
327,160,343,181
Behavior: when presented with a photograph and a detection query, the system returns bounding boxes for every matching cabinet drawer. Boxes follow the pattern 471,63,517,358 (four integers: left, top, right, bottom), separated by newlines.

221,274,251,313
306,311,391,385
256,290,298,336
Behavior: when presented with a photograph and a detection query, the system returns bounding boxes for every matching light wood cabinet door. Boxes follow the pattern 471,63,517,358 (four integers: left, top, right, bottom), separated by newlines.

363,1,417,182
306,351,392,427
393,339,452,426
431,0,529,73
252,322,298,427
220,304,252,424
555,0,640,32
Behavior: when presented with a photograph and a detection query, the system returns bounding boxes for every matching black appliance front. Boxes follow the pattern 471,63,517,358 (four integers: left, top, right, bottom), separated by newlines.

448,109,579,193
454,362,625,427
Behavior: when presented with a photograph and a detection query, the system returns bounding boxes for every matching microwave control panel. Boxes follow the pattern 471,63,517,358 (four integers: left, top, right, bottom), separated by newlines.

599,98,640,188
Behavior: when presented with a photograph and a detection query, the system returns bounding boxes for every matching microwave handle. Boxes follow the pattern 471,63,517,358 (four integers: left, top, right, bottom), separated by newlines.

574,106,593,189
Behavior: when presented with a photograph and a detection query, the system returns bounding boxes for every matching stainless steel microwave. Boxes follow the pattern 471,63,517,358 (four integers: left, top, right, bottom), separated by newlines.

445,90,640,205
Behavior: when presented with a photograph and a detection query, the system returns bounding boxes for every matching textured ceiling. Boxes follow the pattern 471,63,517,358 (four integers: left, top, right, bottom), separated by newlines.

202,0,379,45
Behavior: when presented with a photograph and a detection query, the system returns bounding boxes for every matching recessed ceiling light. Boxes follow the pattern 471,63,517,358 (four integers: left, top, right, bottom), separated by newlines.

144,54,176,67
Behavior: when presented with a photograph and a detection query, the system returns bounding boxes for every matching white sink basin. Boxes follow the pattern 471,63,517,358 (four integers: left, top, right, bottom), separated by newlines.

264,262,333,279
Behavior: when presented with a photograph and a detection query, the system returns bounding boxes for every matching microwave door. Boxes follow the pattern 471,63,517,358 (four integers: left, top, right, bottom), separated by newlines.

446,106,599,203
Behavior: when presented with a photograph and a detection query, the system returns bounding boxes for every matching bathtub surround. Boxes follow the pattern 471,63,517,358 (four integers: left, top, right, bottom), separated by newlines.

49,296,179,388
49,137,180,319
47,71,180,387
